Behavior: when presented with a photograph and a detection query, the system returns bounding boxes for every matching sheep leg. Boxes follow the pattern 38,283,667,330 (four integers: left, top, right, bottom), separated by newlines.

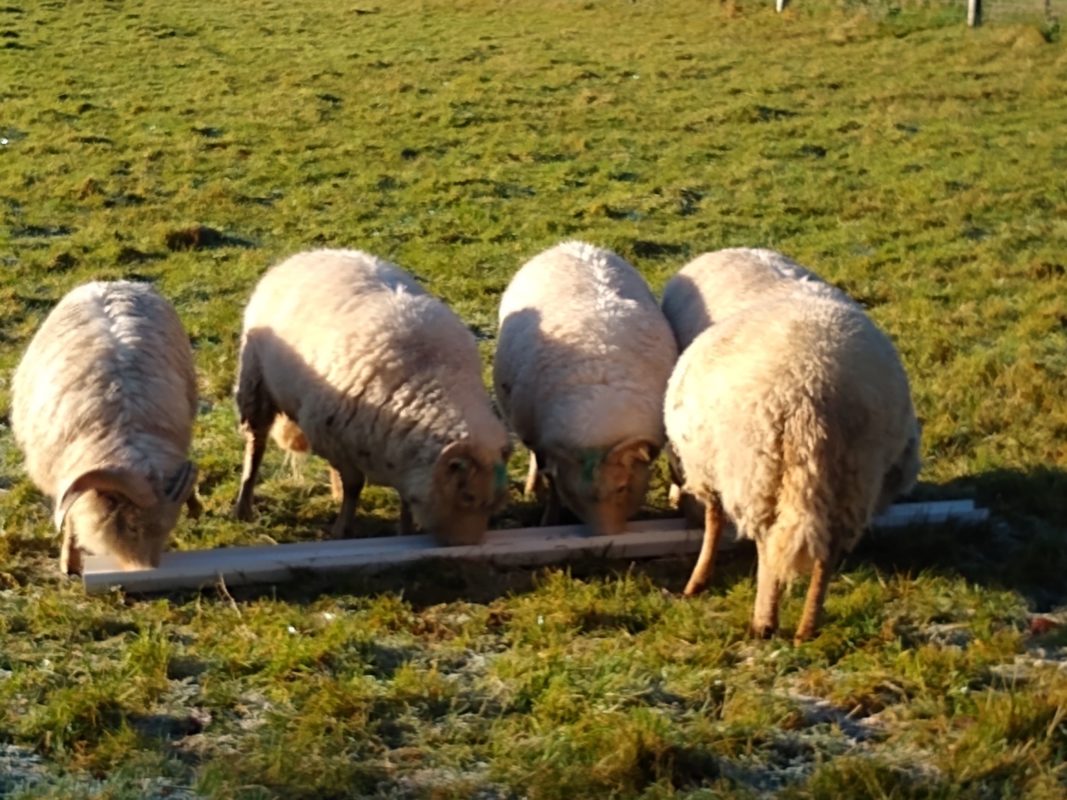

186,491,203,520
539,473,561,526
234,420,271,521
683,494,724,597
59,527,83,576
331,468,365,539
751,540,783,639
399,501,415,534
794,541,843,644
668,483,682,508
523,452,540,499
328,467,343,501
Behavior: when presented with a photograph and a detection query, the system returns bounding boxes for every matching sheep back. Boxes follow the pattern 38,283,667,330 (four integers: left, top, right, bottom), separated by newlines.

494,240,677,455
12,281,197,499
666,292,919,577
11,280,198,569
237,249,509,509
662,247,849,352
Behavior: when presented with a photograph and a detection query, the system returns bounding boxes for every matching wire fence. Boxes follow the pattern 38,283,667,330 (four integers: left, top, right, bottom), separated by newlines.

979,0,1064,23
777,0,1063,26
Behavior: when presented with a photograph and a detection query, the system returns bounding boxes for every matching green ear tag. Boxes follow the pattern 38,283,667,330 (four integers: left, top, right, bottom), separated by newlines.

494,463,508,490
580,450,600,485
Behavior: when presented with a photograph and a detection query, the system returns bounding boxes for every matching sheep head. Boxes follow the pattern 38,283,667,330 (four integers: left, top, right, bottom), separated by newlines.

426,440,511,545
549,438,658,535
54,461,198,572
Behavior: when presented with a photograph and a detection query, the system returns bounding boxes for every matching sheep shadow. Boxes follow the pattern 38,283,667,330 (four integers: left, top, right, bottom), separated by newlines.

171,292,1066,613
850,467,1067,610
191,463,1067,614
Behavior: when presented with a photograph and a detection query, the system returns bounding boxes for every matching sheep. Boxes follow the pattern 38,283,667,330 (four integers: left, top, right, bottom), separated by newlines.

494,241,678,534
11,281,201,575
660,247,854,515
663,250,920,642
661,247,846,352
233,248,511,544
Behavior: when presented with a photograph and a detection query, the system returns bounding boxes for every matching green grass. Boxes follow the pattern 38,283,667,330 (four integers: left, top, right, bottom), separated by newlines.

1,0,1066,796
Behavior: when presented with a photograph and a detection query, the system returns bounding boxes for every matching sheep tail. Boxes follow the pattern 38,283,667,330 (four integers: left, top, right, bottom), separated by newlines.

763,392,837,584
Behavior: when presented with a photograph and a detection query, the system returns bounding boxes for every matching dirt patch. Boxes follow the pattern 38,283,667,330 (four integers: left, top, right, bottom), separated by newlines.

164,225,254,251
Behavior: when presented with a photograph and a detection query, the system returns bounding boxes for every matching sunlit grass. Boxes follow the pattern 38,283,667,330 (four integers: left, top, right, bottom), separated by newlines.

1,0,1065,796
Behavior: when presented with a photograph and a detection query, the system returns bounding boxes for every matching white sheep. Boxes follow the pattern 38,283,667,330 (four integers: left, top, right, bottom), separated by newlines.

234,249,511,544
661,247,846,352
660,247,853,511
664,250,920,642
494,241,678,534
11,281,200,574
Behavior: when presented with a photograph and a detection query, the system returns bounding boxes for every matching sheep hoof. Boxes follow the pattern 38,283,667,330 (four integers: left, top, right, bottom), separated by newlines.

233,501,255,522
682,580,706,597
330,517,354,540
751,622,777,640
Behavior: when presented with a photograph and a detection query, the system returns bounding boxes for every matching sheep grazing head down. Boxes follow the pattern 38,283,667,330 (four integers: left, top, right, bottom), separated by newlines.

55,462,198,571
424,441,511,546
551,438,658,536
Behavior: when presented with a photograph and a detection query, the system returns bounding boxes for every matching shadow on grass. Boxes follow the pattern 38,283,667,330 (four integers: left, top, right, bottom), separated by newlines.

853,466,1067,611
137,466,1067,612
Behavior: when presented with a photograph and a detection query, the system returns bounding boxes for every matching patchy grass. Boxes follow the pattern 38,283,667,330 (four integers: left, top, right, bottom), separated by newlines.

1,0,1066,796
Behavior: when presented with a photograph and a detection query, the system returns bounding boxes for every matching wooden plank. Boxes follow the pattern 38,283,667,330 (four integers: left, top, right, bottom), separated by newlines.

82,500,989,595
83,519,703,594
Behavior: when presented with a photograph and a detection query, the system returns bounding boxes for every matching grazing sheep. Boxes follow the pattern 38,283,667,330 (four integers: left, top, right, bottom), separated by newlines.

11,281,200,574
494,241,678,534
661,247,847,352
664,251,920,642
661,247,855,518
234,249,510,544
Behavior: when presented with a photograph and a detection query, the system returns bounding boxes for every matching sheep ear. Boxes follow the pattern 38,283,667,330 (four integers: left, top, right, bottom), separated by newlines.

54,468,158,532
607,438,659,467
435,441,475,485
164,461,198,503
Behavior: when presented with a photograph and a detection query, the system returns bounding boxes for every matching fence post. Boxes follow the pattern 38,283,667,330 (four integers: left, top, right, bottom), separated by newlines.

776,0,786,12
967,0,981,26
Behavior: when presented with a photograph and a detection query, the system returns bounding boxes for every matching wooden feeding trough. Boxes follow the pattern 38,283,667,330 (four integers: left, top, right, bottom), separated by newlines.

82,500,989,595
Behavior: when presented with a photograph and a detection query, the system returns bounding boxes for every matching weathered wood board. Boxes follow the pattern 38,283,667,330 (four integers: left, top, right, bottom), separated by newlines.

83,500,989,594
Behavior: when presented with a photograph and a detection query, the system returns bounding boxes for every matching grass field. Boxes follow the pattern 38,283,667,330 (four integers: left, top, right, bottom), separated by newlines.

1,0,1066,797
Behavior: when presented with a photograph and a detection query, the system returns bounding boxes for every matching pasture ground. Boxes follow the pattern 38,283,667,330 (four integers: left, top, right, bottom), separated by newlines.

1,0,1065,797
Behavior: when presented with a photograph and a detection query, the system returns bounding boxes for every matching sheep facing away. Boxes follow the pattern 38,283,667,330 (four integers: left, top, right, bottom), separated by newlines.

661,248,856,518
11,281,201,574
664,250,920,642
661,247,846,352
234,249,511,544
494,241,678,534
